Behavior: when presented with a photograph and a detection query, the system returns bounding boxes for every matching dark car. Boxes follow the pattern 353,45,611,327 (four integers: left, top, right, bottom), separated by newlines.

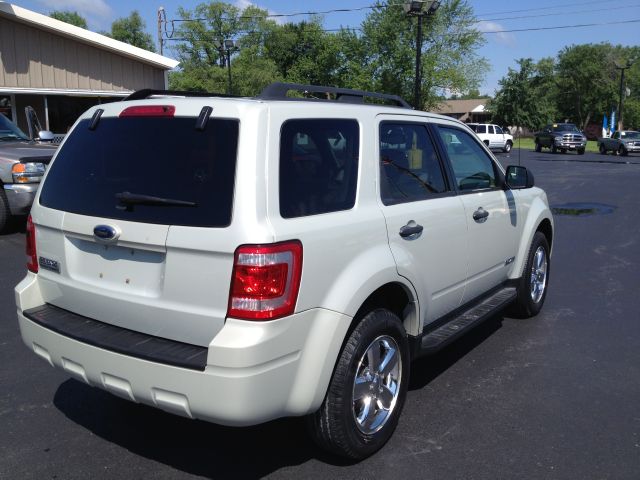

535,123,587,154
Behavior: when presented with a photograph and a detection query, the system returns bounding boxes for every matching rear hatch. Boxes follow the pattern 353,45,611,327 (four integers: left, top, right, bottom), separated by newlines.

35,106,240,347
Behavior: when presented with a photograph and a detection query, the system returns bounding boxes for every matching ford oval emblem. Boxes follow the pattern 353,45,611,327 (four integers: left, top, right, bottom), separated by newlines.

93,225,120,242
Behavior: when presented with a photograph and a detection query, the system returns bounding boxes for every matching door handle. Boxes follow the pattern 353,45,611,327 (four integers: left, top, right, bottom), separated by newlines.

473,207,489,223
399,221,423,239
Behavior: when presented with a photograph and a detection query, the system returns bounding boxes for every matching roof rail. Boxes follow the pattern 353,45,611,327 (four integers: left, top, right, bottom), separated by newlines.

257,82,412,109
124,89,242,101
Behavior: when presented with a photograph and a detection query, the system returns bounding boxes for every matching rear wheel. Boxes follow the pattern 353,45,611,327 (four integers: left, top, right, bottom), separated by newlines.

307,308,409,460
0,189,10,234
599,143,607,155
503,140,513,153
511,231,550,318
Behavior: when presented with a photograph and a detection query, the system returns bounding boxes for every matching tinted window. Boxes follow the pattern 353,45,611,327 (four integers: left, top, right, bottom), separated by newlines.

476,124,486,134
553,124,580,132
280,119,359,218
437,126,498,191
40,117,239,227
495,126,504,134
380,123,448,204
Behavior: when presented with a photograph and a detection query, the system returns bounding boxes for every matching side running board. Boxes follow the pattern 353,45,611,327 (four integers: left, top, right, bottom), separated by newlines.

420,287,517,353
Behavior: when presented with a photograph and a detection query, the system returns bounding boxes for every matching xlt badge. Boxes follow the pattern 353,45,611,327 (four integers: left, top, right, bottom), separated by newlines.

39,256,60,273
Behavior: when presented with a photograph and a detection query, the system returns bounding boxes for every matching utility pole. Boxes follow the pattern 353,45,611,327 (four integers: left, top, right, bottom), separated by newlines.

217,40,237,94
157,7,165,55
404,1,441,110
615,60,633,131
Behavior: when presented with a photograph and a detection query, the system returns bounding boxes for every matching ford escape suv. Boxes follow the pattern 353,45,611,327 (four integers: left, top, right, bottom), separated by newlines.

16,83,553,460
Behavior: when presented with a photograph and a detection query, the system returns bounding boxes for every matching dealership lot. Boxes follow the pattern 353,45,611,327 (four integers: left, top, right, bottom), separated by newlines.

1,148,639,479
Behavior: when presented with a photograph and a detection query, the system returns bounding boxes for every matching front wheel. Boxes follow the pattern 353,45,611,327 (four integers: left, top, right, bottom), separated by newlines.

618,145,628,157
307,309,409,460
577,148,585,155
551,144,557,154
510,231,550,318
503,140,513,153
534,140,541,152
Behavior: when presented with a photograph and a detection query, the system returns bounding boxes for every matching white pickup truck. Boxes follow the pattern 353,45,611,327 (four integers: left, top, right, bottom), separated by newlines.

467,123,514,153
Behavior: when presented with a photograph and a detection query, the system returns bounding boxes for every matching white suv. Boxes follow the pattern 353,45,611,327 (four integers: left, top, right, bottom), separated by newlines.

468,123,514,153
15,83,553,460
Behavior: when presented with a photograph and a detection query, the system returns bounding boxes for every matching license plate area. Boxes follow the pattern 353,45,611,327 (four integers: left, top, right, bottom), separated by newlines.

65,236,166,297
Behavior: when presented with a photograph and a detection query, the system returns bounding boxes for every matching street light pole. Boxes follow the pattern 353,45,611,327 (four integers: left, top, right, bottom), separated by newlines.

615,60,633,131
404,1,441,110
217,39,237,95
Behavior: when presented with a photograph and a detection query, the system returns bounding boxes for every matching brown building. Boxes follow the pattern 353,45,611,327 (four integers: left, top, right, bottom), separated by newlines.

433,99,491,124
0,2,178,135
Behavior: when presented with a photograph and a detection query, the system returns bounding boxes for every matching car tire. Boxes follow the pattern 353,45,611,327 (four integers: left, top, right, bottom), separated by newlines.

618,145,628,157
551,144,557,154
510,231,550,318
599,143,607,155
0,189,10,234
503,141,513,153
307,308,409,460
534,140,541,153
577,148,585,155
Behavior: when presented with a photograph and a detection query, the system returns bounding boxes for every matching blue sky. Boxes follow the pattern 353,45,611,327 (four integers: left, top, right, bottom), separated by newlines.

11,0,640,94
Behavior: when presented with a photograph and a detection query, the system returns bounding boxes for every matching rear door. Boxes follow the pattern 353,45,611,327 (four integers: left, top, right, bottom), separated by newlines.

36,110,241,346
434,124,521,302
378,117,468,325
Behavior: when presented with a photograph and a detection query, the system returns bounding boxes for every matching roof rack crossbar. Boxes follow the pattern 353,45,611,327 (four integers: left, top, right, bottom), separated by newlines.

124,89,242,101
257,83,412,109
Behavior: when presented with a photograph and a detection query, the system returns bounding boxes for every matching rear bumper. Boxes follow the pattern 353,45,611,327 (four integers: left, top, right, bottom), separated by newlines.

16,274,352,426
3,183,38,215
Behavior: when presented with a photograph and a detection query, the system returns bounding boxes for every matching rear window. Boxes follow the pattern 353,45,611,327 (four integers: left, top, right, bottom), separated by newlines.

39,116,239,227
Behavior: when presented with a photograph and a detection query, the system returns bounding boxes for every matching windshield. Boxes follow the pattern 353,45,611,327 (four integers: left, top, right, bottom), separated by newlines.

552,124,580,133
621,131,640,139
0,113,29,141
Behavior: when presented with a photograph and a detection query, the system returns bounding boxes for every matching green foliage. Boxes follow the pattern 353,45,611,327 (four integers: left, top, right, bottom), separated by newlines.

488,58,557,131
109,11,155,52
168,0,488,105
491,43,640,130
50,10,87,29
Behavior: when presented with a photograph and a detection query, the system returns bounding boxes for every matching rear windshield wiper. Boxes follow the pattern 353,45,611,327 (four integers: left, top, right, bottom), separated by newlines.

115,191,197,210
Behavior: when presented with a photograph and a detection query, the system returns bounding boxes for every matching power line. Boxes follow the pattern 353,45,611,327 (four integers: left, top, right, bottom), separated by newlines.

478,2,640,22
474,0,607,16
481,18,640,34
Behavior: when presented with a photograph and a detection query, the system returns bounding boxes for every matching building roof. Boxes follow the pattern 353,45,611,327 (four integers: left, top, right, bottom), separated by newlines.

0,2,179,70
434,99,488,115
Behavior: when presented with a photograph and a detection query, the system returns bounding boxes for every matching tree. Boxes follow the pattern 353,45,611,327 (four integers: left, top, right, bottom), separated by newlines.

487,58,557,131
109,11,155,52
50,10,87,29
342,0,489,109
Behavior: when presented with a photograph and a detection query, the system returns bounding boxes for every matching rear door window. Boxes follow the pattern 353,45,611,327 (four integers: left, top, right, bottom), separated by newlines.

279,119,359,218
39,116,239,227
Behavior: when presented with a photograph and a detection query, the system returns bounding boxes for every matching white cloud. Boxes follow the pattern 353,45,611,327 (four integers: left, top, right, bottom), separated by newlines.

476,21,516,46
233,0,287,24
37,0,112,22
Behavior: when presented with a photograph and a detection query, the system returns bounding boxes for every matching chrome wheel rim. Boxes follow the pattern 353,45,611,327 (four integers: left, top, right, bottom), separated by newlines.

530,246,548,303
352,335,402,435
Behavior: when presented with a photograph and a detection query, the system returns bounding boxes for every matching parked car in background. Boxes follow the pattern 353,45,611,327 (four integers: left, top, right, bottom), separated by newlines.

0,113,57,232
597,130,640,156
534,123,587,154
467,123,514,153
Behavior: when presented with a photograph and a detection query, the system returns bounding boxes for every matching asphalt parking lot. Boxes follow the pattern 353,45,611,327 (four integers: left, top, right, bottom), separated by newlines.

1,148,639,479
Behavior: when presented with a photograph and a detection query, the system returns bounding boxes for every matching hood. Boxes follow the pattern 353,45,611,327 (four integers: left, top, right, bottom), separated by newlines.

0,140,57,163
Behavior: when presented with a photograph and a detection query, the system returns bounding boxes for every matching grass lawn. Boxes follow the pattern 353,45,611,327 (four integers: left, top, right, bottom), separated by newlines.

512,137,599,153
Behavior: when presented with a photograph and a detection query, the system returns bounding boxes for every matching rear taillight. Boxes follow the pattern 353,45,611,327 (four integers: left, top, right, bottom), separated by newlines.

227,241,303,320
119,105,175,117
26,215,38,273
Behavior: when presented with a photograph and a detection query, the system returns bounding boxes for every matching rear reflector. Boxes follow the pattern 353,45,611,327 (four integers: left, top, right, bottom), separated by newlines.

119,105,175,117
228,241,303,320
26,215,38,273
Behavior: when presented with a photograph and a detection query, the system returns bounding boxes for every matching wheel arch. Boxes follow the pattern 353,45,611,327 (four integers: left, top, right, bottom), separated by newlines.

510,195,554,279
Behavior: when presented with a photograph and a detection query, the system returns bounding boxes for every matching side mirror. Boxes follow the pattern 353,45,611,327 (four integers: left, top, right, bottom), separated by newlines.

37,130,54,142
505,165,534,189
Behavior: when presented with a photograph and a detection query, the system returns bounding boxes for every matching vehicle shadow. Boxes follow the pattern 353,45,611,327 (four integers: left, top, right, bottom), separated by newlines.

409,315,503,390
53,380,352,478
52,315,504,477
0,215,27,235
